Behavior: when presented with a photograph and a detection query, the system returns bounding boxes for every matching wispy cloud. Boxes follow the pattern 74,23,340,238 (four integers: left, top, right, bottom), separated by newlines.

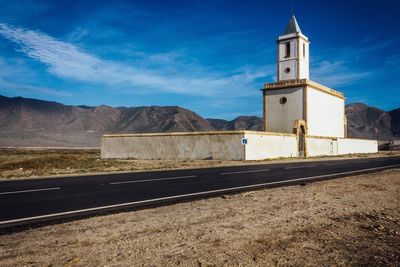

311,60,370,88
345,38,400,56
311,37,399,88
385,54,400,68
66,27,90,42
0,23,272,97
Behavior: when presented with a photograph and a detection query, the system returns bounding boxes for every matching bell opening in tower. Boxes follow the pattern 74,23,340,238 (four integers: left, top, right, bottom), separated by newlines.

285,42,291,58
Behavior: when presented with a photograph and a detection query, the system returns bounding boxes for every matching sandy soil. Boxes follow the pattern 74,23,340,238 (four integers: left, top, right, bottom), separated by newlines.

1,148,399,180
0,169,399,266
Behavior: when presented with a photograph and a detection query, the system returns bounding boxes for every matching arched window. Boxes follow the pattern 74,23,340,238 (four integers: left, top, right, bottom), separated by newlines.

285,42,291,58
303,43,306,58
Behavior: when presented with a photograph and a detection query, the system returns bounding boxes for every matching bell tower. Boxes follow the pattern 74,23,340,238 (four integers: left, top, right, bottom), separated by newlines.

277,15,310,81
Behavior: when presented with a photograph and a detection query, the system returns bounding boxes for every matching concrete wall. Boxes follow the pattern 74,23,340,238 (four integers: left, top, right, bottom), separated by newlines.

306,137,338,157
306,87,345,138
337,138,378,155
101,131,377,161
101,131,298,161
244,132,298,160
101,132,245,160
306,136,377,157
266,87,303,134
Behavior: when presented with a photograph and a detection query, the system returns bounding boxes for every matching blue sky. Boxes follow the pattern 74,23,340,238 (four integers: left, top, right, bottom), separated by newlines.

0,0,399,119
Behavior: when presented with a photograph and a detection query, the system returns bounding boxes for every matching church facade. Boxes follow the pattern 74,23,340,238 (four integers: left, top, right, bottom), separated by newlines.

261,15,348,157
263,16,345,138
101,16,377,160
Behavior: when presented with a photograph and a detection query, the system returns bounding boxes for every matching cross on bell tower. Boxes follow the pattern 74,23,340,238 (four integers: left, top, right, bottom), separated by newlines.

277,15,310,81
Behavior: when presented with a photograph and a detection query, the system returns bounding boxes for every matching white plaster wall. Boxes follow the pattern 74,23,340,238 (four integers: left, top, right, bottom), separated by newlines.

306,87,345,138
279,61,297,81
279,39,297,81
306,137,338,157
306,137,377,156
279,40,297,60
244,133,298,160
298,39,309,79
266,87,303,133
337,138,378,155
101,133,245,160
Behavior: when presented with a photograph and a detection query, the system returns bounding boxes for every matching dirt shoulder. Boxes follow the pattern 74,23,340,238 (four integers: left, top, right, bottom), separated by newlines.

1,169,399,266
1,148,399,180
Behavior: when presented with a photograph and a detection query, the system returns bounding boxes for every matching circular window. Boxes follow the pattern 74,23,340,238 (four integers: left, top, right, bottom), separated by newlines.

284,67,291,73
280,97,287,104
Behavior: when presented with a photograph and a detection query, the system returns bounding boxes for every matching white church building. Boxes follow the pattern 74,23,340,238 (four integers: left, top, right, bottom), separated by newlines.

101,15,378,160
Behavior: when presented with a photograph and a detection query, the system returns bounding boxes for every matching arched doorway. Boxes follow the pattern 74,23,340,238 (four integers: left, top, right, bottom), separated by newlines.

293,120,307,158
299,125,306,158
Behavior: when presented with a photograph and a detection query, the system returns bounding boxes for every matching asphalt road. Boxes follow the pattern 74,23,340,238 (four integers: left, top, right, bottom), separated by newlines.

1,156,400,228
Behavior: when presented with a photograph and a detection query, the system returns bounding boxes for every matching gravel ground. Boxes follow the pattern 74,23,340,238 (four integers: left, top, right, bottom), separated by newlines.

1,168,399,266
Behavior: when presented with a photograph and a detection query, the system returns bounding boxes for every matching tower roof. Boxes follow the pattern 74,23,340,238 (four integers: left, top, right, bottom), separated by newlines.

283,15,302,35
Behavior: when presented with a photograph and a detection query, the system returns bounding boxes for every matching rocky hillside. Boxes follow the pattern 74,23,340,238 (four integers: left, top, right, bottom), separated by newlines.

0,95,398,147
206,116,262,131
345,103,396,140
389,108,400,136
0,95,213,147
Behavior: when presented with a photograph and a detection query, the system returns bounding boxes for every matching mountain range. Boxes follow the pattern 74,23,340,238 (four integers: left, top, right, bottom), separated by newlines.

0,95,399,147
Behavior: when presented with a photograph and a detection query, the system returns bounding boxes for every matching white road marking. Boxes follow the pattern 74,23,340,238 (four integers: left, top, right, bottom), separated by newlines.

109,175,197,185
220,168,271,175
0,187,61,195
285,165,316,170
324,162,348,166
1,163,399,226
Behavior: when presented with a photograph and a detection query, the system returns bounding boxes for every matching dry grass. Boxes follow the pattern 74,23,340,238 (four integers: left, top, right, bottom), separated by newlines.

0,149,244,179
0,148,398,180
0,169,399,266
0,149,111,178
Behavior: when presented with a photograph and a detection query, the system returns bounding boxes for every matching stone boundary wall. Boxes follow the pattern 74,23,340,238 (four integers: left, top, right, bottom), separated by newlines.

306,136,378,157
306,137,337,157
244,132,298,160
101,131,298,160
102,131,378,160
337,138,378,155
101,131,246,160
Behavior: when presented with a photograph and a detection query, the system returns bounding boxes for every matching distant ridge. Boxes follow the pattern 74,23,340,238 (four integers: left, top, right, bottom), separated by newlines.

206,116,262,131
345,103,399,140
0,95,398,147
0,95,213,147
